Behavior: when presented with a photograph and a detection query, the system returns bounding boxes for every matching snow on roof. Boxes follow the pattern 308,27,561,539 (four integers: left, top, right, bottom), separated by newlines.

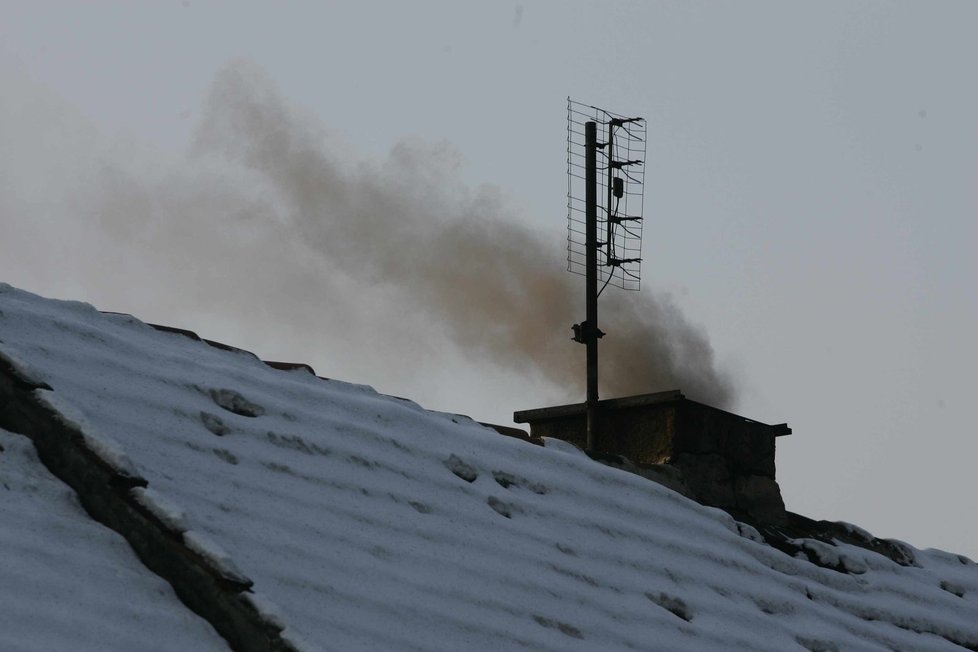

1,282,978,651
0,427,228,652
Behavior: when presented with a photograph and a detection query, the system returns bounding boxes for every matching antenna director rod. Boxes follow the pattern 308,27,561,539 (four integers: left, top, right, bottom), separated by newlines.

585,121,599,451
606,122,615,263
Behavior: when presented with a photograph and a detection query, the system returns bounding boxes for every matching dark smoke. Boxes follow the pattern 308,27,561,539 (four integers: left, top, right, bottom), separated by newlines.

182,61,736,408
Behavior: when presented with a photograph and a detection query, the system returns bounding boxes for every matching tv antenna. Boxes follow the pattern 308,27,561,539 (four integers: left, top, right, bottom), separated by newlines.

567,97,647,450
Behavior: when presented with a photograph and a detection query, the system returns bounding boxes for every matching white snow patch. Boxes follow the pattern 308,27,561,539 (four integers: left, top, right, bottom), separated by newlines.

0,345,48,386
835,520,873,542
736,521,766,543
794,538,869,575
34,388,143,480
131,487,189,533
34,387,91,431
184,530,251,585
541,436,587,457
80,430,143,479
243,591,288,631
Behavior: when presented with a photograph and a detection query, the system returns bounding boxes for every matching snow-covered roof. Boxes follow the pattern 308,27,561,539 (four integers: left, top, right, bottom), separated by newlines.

1,282,977,651
0,427,228,651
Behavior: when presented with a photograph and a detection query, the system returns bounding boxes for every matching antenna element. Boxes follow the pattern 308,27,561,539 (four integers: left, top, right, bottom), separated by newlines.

566,98,647,450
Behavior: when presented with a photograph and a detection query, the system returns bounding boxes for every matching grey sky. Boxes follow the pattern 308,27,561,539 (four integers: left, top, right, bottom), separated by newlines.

2,2,976,558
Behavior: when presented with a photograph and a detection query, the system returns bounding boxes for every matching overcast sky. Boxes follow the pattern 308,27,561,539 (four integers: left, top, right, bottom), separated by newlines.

2,2,976,559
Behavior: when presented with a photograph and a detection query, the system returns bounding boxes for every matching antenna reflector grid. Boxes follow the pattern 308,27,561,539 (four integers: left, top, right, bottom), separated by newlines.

567,97,647,291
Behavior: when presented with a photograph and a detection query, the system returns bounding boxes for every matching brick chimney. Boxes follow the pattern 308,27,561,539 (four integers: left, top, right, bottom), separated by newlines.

514,390,791,525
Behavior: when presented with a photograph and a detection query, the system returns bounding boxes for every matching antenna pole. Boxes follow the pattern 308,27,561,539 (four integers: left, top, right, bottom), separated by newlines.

568,100,644,452
585,120,599,450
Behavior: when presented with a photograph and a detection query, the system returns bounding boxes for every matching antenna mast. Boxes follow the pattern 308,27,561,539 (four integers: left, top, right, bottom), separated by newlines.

567,98,647,450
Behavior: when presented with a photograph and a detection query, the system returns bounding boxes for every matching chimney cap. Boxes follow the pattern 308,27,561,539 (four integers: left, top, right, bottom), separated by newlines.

514,389,684,423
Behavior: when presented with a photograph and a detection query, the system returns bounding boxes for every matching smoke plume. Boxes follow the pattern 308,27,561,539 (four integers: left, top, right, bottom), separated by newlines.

186,62,735,407
2,59,735,412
